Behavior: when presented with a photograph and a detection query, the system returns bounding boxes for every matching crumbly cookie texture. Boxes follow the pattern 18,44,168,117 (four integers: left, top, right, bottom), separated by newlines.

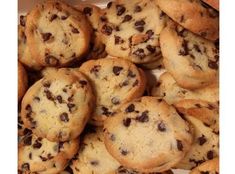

18,15,42,70
174,100,219,170
151,72,219,105
156,0,219,41
99,0,167,64
21,68,95,142
76,3,107,59
79,57,146,125
18,61,28,101
104,96,193,173
190,158,219,174
25,0,92,67
160,23,219,89
18,130,79,174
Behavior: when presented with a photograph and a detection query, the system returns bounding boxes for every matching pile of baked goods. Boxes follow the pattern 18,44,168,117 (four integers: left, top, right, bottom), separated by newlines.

18,0,219,173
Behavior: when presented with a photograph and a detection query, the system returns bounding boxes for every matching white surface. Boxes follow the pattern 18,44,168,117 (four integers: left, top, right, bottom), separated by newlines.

18,0,189,173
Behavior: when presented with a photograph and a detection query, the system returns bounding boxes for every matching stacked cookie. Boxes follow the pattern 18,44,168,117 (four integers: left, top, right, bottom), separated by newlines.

18,0,219,174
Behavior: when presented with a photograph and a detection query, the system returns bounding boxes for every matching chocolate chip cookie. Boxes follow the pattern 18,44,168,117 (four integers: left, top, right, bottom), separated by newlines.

156,0,219,41
174,101,219,169
21,68,95,142
104,96,193,172
18,131,79,174
160,23,219,89
190,158,219,174
18,61,28,101
25,0,92,67
99,0,166,64
151,72,219,105
79,57,146,125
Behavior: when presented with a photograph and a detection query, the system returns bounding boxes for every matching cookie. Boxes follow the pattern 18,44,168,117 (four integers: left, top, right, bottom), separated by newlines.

99,0,166,64
18,130,79,174
174,99,219,134
79,57,146,125
139,57,164,70
190,158,219,174
174,102,219,170
156,0,219,41
71,126,120,174
115,166,173,174
76,3,107,59
160,23,219,89
18,61,28,101
21,68,95,142
18,15,42,70
201,0,219,11
151,72,219,105
25,0,92,67
103,96,193,172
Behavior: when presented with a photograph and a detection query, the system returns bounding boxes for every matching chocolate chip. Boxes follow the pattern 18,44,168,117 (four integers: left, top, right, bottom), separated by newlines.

90,160,99,166
111,97,120,105
134,5,142,13
116,5,126,16
177,140,183,151
132,80,139,87
189,158,205,167
50,14,58,22
61,15,68,20
110,134,116,141
179,39,189,56
41,32,52,42
68,95,74,102
195,103,202,108
71,27,79,34
101,24,113,35
114,35,124,44
207,150,214,160
115,26,120,31
101,106,112,116
34,96,40,102
23,136,32,146
180,15,185,22
100,16,107,22
60,112,69,122
90,65,101,76
45,55,59,66
194,44,201,53
79,80,87,87
136,111,149,122
207,104,215,110
20,15,26,27
83,7,92,16
135,20,145,26
127,70,136,78
29,152,32,159
56,95,62,103
125,104,135,113
146,30,154,38
39,155,48,161
44,90,53,101
33,139,42,149
146,45,156,53
123,118,131,127
113,66,123,75
25,104,32,112
208,60,218,69
21,163,30,171
67,103,75,112
133,48,145,59
122,14,132,22
198,135,207,145
120,149,128,155
119,80,129,87
107,1,112,8
158,121,166,132
43,81,51,88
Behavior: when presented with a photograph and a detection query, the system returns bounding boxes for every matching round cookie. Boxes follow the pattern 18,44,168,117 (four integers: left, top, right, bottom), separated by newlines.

156,0,219,41
76,3,107,59
18,61,28,101
99,0,167,64
25,0,92,67
18,15,42,70
103,96,193,172
160,23,219,89
151,72,219,105
174,101,219,170
18,131,79,174
79,57,146,125
21,68,95,142
190,158,219,174
71,126,120,174
201,0,219,11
